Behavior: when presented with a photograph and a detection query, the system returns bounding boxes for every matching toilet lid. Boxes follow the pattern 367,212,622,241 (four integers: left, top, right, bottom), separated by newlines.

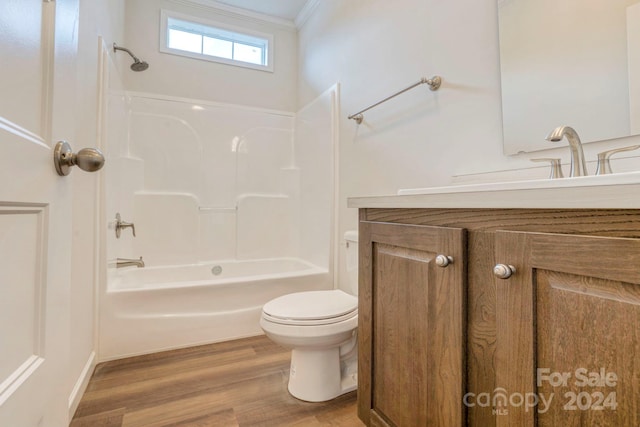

263,290,357,322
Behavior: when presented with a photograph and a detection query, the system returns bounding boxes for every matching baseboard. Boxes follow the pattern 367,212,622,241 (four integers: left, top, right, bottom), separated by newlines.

68,351,96,421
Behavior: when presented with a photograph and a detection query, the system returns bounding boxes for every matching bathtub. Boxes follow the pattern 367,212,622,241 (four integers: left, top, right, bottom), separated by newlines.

99,258,331,360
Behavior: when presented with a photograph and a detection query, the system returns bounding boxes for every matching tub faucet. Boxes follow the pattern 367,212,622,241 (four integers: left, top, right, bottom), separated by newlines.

545,126,588,177
115,213,136,238
116,257,145,268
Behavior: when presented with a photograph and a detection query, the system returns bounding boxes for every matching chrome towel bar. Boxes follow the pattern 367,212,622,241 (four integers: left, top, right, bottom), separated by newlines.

347,76,442,124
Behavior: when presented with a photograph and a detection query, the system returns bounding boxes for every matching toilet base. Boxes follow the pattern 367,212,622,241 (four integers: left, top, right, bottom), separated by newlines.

287,346,357,402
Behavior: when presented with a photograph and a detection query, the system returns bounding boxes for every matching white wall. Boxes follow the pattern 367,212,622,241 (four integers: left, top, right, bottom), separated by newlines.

69,0,125,418
629,3,640,135
122,0,298,111
297,0,640,292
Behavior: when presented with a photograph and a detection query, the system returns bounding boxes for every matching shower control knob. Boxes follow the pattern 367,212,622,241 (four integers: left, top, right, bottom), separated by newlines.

493,264,516,279
54,141,105,176
435,254,454,267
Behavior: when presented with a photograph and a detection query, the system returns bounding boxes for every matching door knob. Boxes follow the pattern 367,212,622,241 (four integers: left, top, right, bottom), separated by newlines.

54,141,105,176
493,264,516,279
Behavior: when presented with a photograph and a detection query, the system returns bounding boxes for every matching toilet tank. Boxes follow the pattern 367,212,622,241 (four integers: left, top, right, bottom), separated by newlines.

344,230,358,295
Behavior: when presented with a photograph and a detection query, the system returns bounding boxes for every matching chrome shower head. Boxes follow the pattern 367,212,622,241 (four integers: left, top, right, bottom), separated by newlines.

130,59,149,72
113,43,149,72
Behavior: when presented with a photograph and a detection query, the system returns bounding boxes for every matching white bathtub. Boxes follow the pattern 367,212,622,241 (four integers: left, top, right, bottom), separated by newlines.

99,258,331,360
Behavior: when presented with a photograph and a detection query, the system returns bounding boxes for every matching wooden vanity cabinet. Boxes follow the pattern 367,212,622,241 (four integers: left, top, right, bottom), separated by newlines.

358,221,466,426
357,209,640,427
495,231,640,427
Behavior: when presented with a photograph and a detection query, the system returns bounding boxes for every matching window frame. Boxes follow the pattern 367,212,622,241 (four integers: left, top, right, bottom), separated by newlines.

159,9,274,72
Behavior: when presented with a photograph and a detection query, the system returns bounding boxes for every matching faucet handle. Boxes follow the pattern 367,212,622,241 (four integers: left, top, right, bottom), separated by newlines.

595,145,640,175
115,213,136,238
531,158,564,179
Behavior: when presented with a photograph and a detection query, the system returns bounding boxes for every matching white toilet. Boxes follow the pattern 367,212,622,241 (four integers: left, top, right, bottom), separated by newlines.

260,231,359,402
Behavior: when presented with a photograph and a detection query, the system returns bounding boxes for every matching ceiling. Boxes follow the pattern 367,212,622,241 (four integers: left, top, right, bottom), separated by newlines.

214,0,309,21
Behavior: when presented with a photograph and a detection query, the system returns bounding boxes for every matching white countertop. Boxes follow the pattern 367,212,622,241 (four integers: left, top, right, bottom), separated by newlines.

347,171,640,209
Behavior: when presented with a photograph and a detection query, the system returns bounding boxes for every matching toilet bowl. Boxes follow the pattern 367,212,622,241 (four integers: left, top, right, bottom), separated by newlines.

259,231,359,402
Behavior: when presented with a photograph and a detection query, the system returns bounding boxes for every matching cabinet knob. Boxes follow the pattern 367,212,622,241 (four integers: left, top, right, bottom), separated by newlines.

435,254,454,267
493,264,516,279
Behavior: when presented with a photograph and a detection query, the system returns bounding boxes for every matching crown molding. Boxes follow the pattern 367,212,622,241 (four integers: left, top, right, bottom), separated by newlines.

295,0,320,29
168,0,298,31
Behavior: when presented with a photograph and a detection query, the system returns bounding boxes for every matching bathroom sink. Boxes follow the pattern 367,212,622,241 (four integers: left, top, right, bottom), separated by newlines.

347,171,640,209
397,171,640,195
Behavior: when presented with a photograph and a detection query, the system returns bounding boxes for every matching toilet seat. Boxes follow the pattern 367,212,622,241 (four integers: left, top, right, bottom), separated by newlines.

262,290,357,326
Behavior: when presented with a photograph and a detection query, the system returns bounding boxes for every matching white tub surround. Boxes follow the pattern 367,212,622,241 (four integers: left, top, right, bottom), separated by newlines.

348,171,640,209
101,87,338,361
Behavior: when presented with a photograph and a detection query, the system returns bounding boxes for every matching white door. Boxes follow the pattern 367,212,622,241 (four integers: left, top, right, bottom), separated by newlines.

0,0,79,426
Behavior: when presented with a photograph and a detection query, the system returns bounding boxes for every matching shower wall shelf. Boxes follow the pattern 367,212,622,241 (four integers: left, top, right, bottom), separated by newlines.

347,75,442,124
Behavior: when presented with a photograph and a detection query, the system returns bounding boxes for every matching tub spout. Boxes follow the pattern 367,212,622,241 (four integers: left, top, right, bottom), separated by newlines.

116,257,145,268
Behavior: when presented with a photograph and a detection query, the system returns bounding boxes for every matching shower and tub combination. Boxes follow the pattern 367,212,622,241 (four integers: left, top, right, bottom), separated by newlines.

100,65,339,359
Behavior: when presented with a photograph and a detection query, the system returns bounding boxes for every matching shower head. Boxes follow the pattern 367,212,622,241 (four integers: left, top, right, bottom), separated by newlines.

130,59,149,72
113,43,149,72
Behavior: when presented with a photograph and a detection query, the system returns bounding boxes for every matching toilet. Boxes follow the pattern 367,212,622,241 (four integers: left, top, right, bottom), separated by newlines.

260,231,359,402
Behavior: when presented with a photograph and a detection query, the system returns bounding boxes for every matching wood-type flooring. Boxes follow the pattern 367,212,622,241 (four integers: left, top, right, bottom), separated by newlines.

71,335,362,427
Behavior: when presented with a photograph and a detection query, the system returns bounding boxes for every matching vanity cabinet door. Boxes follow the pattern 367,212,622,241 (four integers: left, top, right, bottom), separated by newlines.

494,231,640,427
358,221,466,427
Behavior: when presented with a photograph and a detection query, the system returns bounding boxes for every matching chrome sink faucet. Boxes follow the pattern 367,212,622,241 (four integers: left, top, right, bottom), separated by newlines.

545,126,588,177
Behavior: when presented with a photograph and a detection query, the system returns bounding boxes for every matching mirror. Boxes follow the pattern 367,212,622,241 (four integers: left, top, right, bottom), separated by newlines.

498,0,640,154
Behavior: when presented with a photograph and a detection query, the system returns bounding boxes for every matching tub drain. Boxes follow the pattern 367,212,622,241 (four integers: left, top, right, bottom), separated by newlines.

211,265,223,276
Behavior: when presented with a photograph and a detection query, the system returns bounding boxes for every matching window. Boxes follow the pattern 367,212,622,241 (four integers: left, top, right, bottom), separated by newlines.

160,10,273,72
